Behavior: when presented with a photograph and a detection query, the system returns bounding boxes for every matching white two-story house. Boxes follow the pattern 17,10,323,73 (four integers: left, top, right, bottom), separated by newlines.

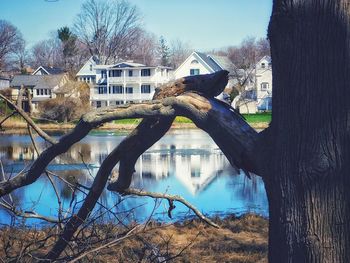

77,57,172,108
255,56,272,111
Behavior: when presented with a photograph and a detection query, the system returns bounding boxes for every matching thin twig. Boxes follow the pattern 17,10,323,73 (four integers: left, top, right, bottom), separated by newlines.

67,225,140,263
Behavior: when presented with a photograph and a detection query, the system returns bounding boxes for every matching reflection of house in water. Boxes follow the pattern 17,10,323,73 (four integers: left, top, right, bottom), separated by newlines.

135,146,230,195
0,145,37,161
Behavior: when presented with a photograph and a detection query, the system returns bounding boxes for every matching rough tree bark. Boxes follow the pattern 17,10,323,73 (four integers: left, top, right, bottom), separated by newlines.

263,0,350,262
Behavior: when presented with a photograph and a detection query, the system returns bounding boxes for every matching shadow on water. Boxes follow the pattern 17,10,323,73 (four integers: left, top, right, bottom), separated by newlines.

0,130,268,226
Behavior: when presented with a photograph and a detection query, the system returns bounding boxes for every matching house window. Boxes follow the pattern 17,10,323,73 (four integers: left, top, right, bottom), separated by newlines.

128,70,133,77
141,85,151,93
126,87,133,94
141,69,151,76
89,64,93,71
261,63,266,68
40,89,44,95
191,59,199,64
109,70,122,77
111,85,123,94
98,86,108,94
44,89,48,95
261,82,269,91
116,101,124,105
191,169,201,177
190,69,200,75
101,70,107,78
36,89,39,95
96,101,101,108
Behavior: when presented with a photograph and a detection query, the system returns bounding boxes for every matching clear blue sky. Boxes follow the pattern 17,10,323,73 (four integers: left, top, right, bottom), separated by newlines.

0,0,272,51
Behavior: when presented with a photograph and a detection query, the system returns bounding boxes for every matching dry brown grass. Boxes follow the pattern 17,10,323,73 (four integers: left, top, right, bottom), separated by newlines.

0,214,268,262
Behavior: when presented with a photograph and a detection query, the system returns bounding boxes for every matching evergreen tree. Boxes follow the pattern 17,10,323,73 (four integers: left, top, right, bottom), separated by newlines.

157,36,170,66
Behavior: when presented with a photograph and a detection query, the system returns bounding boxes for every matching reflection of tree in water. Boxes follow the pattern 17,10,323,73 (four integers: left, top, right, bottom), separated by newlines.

54,170,93,201
0,139,95,165
227,172,265,204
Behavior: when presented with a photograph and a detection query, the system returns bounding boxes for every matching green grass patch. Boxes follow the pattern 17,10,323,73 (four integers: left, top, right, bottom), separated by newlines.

113,117,193,124
111,114,271,125
174,116,193,123
113,118,142,124
242,112,271,123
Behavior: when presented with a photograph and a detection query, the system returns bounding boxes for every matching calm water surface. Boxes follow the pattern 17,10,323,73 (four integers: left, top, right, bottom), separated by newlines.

0,129,268,226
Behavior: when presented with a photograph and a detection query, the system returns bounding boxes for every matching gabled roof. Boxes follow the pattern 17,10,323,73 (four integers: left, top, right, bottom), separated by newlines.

195,52,223,72
256,55,271,66
76,56,100,76
111,62,146,68
0,76,10,81
32,66,65,75
208,54,236,72
174,51,235,76
11,75,42,87
11,74,66,90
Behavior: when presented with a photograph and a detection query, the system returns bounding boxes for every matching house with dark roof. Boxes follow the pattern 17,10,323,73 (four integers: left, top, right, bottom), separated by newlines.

10,74,69,112
32,66,65,76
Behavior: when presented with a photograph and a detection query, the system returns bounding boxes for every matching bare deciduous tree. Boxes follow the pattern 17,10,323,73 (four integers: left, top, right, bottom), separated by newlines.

214,37,271,104
30,38,63,69
74,0,141,64
169,38,192,68
11,38,29,74
0,20,24,72
128,29,158,65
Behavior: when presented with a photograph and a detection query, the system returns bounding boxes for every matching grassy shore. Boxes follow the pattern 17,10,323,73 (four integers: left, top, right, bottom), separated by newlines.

0,113,271,134
0,214,268,262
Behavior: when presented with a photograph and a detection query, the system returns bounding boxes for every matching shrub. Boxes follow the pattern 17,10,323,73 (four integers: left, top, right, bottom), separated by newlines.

38,97,86,122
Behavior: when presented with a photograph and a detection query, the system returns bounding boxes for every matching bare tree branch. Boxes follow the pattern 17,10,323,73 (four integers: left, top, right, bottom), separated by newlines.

121,188,219,228
0,93,56,144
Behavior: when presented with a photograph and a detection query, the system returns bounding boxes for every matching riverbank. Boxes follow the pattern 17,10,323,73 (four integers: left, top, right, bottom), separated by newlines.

0,115,270,134
0,214,268,262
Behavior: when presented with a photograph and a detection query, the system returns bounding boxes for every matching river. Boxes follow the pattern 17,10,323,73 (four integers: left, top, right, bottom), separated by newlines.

0,129,268,226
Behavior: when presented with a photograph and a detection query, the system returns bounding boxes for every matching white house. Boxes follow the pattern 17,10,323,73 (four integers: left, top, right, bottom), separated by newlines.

76,56,100,83
174,51,235,78
255,56,272,111
174,51,236,101
232,55,273,113
76,58,172,108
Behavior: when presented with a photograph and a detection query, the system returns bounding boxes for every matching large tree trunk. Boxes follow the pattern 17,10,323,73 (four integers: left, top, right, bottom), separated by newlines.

265,1,350,262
